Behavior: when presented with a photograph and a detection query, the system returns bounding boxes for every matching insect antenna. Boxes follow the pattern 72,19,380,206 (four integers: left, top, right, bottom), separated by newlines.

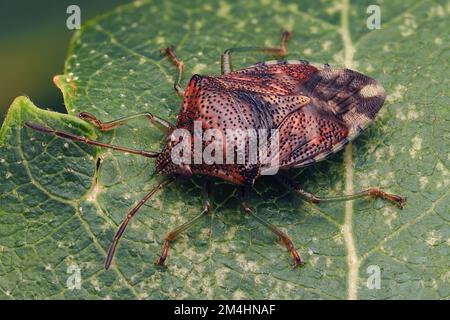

24,122,160,158
104,177,175,269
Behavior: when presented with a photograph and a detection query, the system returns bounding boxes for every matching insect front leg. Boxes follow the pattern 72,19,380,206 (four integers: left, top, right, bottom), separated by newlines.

105,178,174,270
221,30,291,74
78,112,174,134
161,47,185,97
278,175,406,209
239,187,304,268
155,180,214,267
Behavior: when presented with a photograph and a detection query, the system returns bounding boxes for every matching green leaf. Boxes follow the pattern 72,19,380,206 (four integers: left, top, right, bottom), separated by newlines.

1,0,448,299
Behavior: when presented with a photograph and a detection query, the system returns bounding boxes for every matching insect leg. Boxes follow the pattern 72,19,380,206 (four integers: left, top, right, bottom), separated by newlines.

161,47,185,97
78,112,174,134
278,175,406,209
239,187,304,268
221,30,291,74
25,122,159,158
104,178,174,270
155,180,214,267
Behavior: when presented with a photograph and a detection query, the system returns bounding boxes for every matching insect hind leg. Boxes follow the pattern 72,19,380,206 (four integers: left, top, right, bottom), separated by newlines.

221,30,291,74
278,175,406,209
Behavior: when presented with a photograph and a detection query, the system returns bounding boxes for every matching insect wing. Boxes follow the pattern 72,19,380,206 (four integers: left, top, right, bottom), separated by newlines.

237,61,386,169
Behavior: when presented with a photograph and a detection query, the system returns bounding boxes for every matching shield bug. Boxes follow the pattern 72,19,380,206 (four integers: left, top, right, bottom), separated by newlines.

25,31,406,269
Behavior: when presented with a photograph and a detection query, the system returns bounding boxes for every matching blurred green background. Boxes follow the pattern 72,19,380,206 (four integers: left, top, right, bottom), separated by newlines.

0,0,131,124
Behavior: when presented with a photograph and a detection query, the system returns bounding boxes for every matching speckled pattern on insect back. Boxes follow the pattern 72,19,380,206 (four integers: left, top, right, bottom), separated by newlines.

158,59,385,185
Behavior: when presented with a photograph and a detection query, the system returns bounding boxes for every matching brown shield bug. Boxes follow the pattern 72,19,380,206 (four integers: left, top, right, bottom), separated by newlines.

25,31,406,269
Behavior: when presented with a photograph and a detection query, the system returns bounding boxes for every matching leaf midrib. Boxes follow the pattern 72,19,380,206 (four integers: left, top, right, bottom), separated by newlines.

339,0,359,300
